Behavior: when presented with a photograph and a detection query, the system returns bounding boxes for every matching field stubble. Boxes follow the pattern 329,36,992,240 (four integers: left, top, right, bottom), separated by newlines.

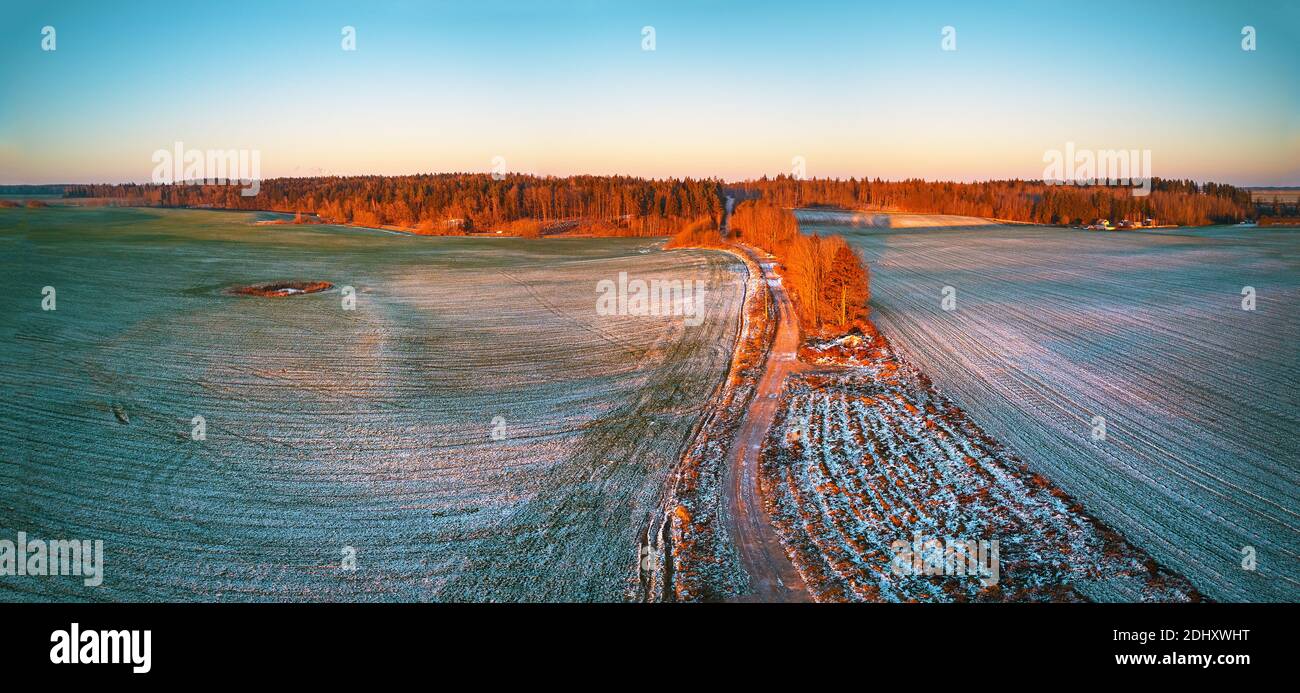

763,330,1200,601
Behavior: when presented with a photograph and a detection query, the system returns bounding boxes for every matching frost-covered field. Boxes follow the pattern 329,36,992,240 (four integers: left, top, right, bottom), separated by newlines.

798,211,1299,602
0,207,744,602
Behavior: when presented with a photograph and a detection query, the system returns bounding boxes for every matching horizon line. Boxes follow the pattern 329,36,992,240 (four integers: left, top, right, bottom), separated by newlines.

5,171,1296,189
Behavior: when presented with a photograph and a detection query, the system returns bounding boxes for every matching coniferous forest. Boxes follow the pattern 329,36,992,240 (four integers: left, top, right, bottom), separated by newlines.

731,176,1255,226
65,174,725,236
64,173,1260,233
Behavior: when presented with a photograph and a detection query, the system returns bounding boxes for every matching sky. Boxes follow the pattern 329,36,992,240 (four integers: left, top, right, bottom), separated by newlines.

1,0,1297,186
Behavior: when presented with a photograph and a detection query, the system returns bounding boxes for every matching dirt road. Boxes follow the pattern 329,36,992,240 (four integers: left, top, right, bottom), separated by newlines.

726,245,812,602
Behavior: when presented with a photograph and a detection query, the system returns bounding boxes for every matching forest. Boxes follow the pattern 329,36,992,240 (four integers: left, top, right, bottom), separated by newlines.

60,173,1264,232
730,176,1255,226
65,174,725,236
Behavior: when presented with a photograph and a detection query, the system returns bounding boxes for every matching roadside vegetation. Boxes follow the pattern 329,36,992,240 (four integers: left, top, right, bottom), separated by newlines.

638,246,772,602
726,200,870,335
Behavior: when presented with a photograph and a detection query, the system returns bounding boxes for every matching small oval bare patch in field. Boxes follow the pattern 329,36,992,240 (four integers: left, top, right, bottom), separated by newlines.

228,280,334,297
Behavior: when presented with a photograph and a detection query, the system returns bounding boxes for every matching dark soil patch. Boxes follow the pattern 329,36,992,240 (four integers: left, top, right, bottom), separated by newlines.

229,281,333,297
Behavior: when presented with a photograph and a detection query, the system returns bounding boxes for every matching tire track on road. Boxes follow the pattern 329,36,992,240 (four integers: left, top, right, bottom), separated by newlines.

725,245,812,602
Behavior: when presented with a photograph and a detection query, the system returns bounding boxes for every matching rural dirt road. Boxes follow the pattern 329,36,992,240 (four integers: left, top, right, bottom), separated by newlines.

727,244,812,602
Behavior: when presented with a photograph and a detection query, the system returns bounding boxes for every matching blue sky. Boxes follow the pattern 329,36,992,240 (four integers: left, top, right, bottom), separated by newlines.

1,0,1296,185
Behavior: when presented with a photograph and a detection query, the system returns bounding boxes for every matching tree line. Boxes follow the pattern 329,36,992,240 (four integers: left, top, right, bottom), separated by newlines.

65,174,725,236
719,200,869,333
60,173,1264,230
730,176,1255,226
